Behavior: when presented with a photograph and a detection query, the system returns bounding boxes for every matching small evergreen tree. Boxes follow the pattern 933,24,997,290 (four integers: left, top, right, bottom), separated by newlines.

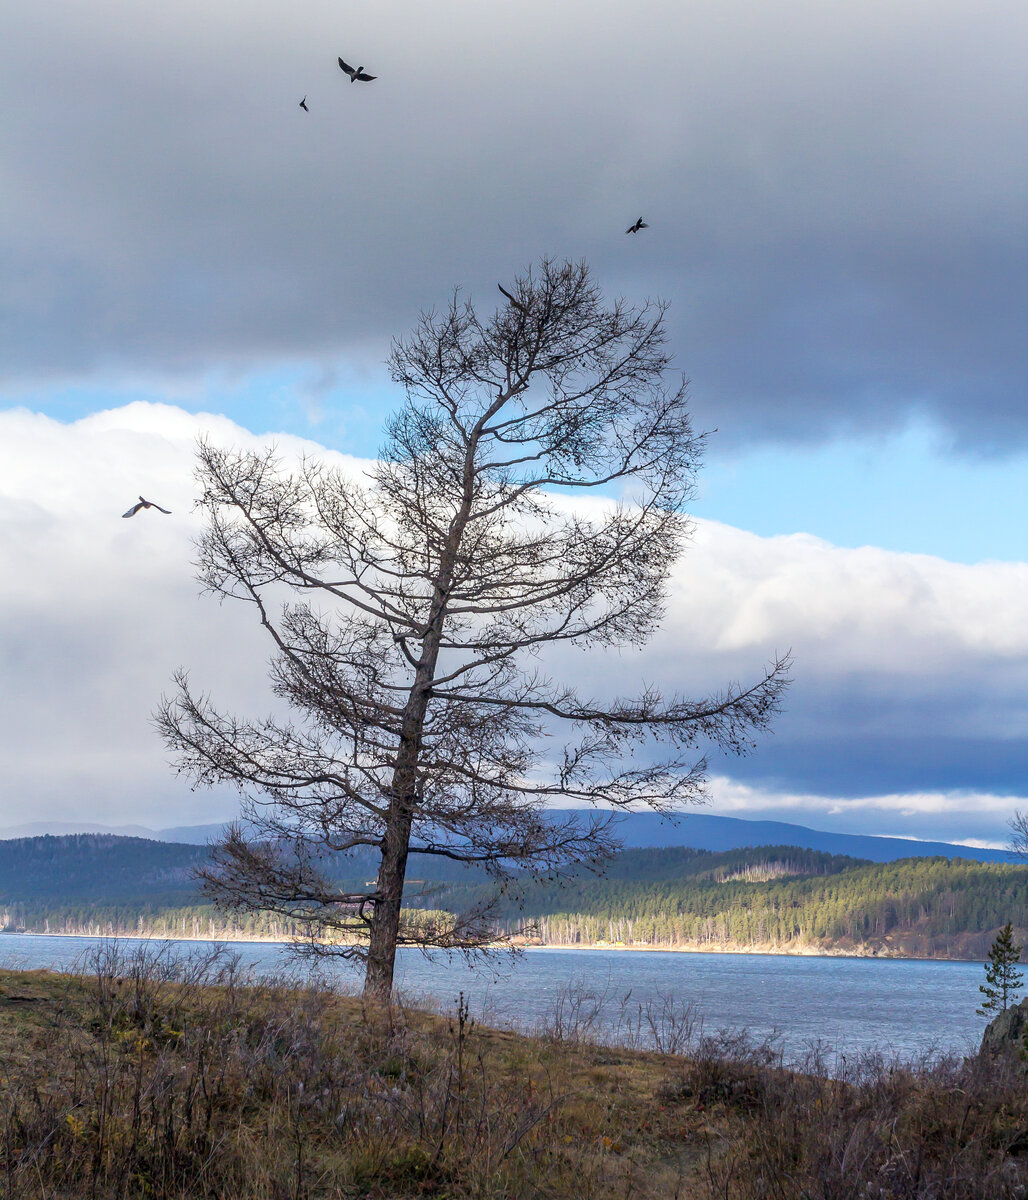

978,922,1023,1016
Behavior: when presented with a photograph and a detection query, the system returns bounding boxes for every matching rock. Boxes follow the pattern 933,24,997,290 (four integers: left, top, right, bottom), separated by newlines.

980,996,1028,1056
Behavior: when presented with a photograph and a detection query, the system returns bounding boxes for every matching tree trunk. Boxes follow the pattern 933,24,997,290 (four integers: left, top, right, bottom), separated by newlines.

362,572,455,998
359,417,520,998
364,818,411,997
363,706,427,999
362,423,498,999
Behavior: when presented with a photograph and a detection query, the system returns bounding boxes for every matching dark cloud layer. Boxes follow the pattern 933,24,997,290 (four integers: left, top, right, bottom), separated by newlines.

3,0,1026,449
714,735,1028,798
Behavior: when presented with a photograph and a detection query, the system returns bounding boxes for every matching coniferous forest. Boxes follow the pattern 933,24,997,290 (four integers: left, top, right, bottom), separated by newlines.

482,847,1028,959
1,834,1026,960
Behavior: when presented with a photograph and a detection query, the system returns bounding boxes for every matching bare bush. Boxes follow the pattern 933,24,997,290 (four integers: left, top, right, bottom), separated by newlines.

541,976,702,1055
683,1040,1028,1199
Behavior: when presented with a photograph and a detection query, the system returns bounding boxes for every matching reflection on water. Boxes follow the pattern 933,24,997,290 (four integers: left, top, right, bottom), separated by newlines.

0,934,987,1064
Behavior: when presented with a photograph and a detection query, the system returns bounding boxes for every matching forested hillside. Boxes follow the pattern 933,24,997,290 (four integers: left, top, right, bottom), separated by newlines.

2,834,1027,960
0,833,480,937
0,835,207,905
483,849,1028,959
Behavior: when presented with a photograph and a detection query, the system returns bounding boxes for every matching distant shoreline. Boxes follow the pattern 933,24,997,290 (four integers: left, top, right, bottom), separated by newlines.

0,929,983,963
524,941,977,961
0,930,291,947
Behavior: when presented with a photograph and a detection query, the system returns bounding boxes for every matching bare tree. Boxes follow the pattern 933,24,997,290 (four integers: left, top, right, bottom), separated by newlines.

157,259,790,998
1008,811,1028,861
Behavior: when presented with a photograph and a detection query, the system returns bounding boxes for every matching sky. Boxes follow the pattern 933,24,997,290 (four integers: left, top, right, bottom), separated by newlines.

1,0,1026,846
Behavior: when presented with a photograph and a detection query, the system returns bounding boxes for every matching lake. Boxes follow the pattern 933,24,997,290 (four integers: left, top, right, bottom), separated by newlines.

0,934,991,1067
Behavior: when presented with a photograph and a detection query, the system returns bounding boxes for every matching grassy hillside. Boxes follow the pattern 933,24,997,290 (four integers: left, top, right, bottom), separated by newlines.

0,958,1024,1199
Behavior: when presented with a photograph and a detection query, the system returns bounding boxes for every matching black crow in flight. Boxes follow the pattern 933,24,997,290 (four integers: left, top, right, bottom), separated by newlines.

338,58,376,83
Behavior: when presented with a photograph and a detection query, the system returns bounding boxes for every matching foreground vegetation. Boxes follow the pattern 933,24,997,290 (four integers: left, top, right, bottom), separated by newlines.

1,948,1028,1198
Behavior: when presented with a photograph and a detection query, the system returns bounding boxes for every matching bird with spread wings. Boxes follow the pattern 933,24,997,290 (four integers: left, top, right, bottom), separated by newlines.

338,58,377,83
497,282,529,314
122,497,172,518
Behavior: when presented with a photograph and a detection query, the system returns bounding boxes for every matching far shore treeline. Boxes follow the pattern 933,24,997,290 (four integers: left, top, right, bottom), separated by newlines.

1,833,1026,961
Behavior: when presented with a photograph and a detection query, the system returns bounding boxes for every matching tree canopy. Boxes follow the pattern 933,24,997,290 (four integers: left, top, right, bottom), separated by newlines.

157,259,789,996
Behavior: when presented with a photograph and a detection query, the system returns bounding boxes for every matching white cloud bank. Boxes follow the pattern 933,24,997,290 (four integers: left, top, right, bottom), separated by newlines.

702,777,1019,848
1,403,1025,841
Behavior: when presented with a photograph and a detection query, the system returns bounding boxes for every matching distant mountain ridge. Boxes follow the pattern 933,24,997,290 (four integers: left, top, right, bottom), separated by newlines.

0,813,1013,863
593,812,1015,864
0,834,1024,962
0,822,218,843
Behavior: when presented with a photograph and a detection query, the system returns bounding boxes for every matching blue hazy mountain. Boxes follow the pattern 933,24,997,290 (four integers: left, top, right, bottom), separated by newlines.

155,812,1012,864
568,811,1015,864
0,812,1012,863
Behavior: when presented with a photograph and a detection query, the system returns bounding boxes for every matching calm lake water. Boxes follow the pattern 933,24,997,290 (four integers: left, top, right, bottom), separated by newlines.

0,934,989,1066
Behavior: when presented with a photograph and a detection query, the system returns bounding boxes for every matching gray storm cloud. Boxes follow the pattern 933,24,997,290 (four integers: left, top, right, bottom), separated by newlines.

0,404,1025,840
2,0,1026,448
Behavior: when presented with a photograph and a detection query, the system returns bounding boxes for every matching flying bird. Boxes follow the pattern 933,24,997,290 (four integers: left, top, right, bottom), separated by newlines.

626,218,649,234
338,58,377,83
299,96,309,111
497,283,528,314
122,497,172,519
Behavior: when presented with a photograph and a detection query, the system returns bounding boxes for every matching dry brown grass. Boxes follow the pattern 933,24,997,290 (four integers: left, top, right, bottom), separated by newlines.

663,1033,1028,1199
0,946,1026,1199
0,946,705,1198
